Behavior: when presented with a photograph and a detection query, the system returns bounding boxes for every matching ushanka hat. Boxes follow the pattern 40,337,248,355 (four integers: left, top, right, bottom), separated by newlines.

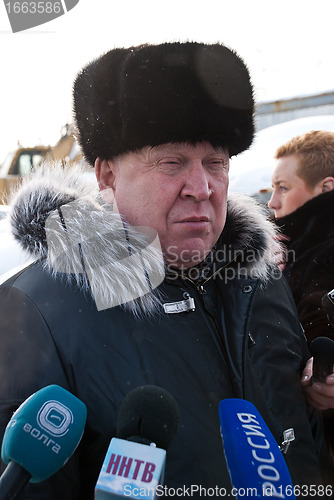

73,42,255,165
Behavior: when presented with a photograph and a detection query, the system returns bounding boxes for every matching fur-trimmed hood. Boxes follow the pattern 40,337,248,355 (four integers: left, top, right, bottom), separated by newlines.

8,162,280,315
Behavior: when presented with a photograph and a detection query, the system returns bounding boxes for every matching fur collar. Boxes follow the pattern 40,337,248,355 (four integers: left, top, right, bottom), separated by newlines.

8,162,280,316
275,189,334,247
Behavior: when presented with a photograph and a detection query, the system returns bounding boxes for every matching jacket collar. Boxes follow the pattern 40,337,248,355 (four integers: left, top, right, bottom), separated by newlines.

274,190,334,249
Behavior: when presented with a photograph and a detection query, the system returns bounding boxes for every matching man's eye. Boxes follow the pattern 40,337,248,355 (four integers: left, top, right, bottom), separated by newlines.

161,158,180,165
207,159,228,170
157,158,182,170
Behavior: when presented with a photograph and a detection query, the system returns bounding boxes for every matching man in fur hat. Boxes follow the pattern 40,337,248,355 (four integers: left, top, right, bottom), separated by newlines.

0,42,331,498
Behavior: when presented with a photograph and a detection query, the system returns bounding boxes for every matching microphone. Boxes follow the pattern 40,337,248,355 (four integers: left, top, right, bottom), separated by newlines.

0,384,87,500
219,398,296,499
95,385,179,499
309,336,334,383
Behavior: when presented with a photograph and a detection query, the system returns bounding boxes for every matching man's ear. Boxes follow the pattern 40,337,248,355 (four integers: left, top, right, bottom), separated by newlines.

95,158,116,191
321,176,334,193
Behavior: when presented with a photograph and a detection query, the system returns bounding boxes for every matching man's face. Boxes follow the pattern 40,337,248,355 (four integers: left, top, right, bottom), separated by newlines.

268,155,322,218
97,142,229,269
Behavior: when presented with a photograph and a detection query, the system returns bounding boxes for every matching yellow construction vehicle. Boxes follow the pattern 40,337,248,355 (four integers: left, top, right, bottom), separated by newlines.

0,125,82,203
0,145,50,203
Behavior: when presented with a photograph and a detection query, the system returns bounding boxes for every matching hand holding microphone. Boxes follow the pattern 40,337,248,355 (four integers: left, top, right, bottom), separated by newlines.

300,336,334,410
0,384,87,500
300,290,334,409
307,288,334,382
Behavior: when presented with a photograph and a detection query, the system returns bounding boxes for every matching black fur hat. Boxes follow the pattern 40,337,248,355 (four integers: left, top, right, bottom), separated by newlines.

73,42,255,165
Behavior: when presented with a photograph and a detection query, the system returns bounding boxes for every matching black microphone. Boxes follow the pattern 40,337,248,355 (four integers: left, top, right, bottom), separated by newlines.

95,385,179,499
309,337,334,383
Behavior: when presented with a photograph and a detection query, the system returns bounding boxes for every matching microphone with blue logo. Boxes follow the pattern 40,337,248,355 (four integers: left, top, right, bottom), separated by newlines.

95,385,179,499
0,384,87,500
219,398,296,499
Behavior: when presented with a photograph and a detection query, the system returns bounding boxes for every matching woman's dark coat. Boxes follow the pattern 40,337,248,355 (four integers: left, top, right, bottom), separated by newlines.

275,189,334,344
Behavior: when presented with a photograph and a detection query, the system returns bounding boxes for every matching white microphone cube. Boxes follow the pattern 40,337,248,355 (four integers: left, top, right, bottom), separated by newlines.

95,438,166,499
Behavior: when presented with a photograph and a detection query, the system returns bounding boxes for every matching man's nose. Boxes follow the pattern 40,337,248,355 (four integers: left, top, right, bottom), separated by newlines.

180,164,212,201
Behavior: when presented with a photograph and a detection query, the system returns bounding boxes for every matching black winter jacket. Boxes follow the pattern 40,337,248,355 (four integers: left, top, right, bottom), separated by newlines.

275,190,334,344
0,164,329,499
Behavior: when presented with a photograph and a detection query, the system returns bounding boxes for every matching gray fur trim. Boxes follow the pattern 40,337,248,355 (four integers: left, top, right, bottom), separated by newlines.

9,161,99,258
225,193,282,282
8,162,165,317
7,163,281,315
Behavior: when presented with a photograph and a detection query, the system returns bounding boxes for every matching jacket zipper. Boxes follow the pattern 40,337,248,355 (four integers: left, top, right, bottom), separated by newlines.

180,275,228,358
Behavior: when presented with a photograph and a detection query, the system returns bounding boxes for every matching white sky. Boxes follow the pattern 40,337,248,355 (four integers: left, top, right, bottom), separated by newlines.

0,0,333,163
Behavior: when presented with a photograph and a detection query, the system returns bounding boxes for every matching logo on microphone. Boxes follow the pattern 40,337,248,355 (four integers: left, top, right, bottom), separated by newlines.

37,400,74,437
3,0,80,33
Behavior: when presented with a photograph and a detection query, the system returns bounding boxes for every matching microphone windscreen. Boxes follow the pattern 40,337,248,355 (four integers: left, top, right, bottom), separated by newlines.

309,336,334,359
1,385,87,482
116,385,179,450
